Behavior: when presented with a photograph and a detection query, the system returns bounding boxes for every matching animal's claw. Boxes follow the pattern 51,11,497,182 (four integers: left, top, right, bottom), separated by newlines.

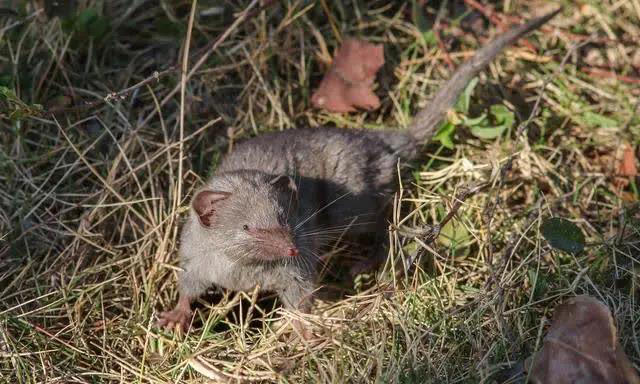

157,308,191,332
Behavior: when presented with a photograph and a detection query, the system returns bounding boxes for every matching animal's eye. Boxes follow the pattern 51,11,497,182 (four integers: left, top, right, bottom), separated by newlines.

242,224,249,231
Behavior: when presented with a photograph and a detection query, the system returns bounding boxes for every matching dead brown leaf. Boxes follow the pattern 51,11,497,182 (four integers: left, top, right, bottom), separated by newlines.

619,143,638,177
311,38,384,113
526,295,640,384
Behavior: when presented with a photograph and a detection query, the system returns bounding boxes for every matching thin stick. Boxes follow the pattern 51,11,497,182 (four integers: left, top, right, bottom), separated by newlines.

582,67,640,85
178,0,198,211
433,0,454,70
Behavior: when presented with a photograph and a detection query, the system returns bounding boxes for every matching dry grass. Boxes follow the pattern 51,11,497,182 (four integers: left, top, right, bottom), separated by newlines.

1,0,639,382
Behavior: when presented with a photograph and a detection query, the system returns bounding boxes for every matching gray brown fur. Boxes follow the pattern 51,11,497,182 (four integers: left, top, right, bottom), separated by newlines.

158,9,561,331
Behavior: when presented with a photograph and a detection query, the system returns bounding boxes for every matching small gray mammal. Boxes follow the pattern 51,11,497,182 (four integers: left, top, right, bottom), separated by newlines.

157,8,562,334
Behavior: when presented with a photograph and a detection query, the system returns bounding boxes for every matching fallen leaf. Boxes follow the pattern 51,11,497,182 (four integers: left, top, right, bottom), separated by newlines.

540,217,585,255
311,38,384,113
526,295,640,384
619,143,637,177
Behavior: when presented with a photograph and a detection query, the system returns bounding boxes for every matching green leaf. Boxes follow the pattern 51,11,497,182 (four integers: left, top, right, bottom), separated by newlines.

455,77,478,113
411,0,437,46
75,8,97,27
0,86,16,100
469,104,514,139
491,104,514,122
541,217,585,255
433,122,456,149
462,113,487,126
439,217,471,258
440,220,470,246
88,17,109,39
69,8,110,40
401,241,419,257
421,30,437,46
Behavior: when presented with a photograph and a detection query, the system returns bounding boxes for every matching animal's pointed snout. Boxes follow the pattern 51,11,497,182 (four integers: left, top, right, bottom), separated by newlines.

254,226,298,259
273,227,298,257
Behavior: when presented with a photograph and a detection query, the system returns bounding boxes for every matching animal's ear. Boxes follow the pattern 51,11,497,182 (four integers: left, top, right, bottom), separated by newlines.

269,175,297,195
192,190,231,227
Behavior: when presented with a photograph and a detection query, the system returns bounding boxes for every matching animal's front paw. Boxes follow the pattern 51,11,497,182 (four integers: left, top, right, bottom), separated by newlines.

292,318,313,341
157,307,192,332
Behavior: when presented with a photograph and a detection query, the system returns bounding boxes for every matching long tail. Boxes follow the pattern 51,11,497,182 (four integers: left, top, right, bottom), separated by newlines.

407,7,562,142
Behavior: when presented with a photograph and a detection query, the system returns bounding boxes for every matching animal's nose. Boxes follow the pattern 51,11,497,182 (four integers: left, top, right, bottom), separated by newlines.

258,226,298,258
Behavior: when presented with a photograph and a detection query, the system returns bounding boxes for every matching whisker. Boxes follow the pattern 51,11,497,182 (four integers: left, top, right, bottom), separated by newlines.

285,169,299,222
297,248,322,271
295,217,378,233
296,221,377,236
294,190,354,230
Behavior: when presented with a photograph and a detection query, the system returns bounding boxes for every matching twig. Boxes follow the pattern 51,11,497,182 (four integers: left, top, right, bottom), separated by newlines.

463,0,537,51
433,0,455,70
318,0,342,44
46,68,176,115
393,182,487,275
582,67,640,85
177,0,198,214
395,182,486,240
464,0,504,27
